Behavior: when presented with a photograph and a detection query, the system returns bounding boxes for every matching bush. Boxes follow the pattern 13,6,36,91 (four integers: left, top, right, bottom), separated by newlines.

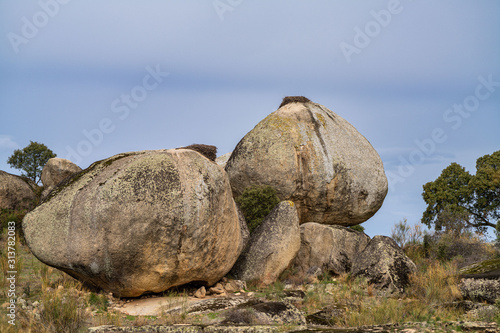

235,185,280,233
179,144,217,161
349,225,365,233
279,96,312,108
425,231,492,267
390,218,493,268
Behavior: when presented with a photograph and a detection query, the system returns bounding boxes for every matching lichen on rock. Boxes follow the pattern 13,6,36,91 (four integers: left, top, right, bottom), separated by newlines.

23,149,242,297
225,98,388,226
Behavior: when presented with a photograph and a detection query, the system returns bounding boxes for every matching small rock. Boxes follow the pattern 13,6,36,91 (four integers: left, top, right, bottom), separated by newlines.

209,283,225,295
306,266,322,284
224,279,247,293
194,286,206,299
306,305,344,326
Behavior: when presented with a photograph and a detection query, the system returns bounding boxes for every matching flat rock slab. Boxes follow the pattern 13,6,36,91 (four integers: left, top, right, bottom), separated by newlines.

88,321,500,332
89,325,280,332
118,295,251,316
118,296,196,316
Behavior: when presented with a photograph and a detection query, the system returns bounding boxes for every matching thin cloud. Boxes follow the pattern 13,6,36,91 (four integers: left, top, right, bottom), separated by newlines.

0,136,19,151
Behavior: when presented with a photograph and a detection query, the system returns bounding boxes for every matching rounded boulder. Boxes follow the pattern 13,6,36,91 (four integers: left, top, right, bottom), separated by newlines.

0,170,37,211
41,157,82,189
23,149,242,297
231,201,301,286
225,97,388,226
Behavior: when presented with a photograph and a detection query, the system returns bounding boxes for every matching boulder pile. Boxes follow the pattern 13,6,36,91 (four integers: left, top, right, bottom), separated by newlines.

18,96,409,297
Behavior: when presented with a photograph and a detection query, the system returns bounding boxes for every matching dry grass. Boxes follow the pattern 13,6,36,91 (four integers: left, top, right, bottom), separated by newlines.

296,265,466,328
408,261,462,305
0,224,492,331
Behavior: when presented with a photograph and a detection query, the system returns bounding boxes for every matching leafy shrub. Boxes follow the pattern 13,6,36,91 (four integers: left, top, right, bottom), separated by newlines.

349,224,365,232
235,185,280,233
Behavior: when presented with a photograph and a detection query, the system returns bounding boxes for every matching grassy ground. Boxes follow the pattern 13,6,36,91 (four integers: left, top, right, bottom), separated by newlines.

1,228,499,332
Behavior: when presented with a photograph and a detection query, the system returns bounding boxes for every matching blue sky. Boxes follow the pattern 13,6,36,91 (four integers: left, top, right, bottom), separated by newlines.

1,1,499,238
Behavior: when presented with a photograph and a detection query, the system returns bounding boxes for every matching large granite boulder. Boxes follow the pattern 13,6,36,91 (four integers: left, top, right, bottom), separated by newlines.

292,222,370,275
352,236,416,294
459,278,500,304
41,157,82,189
0,170,37,211
225,96,388,226
23,149,243,297
231,201,301,286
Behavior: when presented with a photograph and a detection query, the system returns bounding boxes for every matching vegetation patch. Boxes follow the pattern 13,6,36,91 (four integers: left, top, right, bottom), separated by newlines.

178,144,217,162
235,185,281,233
459,258,500,277
279,96,312,108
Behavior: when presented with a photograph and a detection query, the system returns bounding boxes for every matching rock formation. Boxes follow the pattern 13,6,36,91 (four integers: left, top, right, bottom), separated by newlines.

225,96,388,226
459,278,500,304
40,157,82,199
216,152,232,168
0,170,37,211
231,201,301,286
23,149,243,297
41,157,82,189
352,236,416,294
292,222,370,276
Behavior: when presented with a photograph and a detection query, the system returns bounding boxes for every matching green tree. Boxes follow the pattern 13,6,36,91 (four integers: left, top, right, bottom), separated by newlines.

422,150,500,233
7,141,56,184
